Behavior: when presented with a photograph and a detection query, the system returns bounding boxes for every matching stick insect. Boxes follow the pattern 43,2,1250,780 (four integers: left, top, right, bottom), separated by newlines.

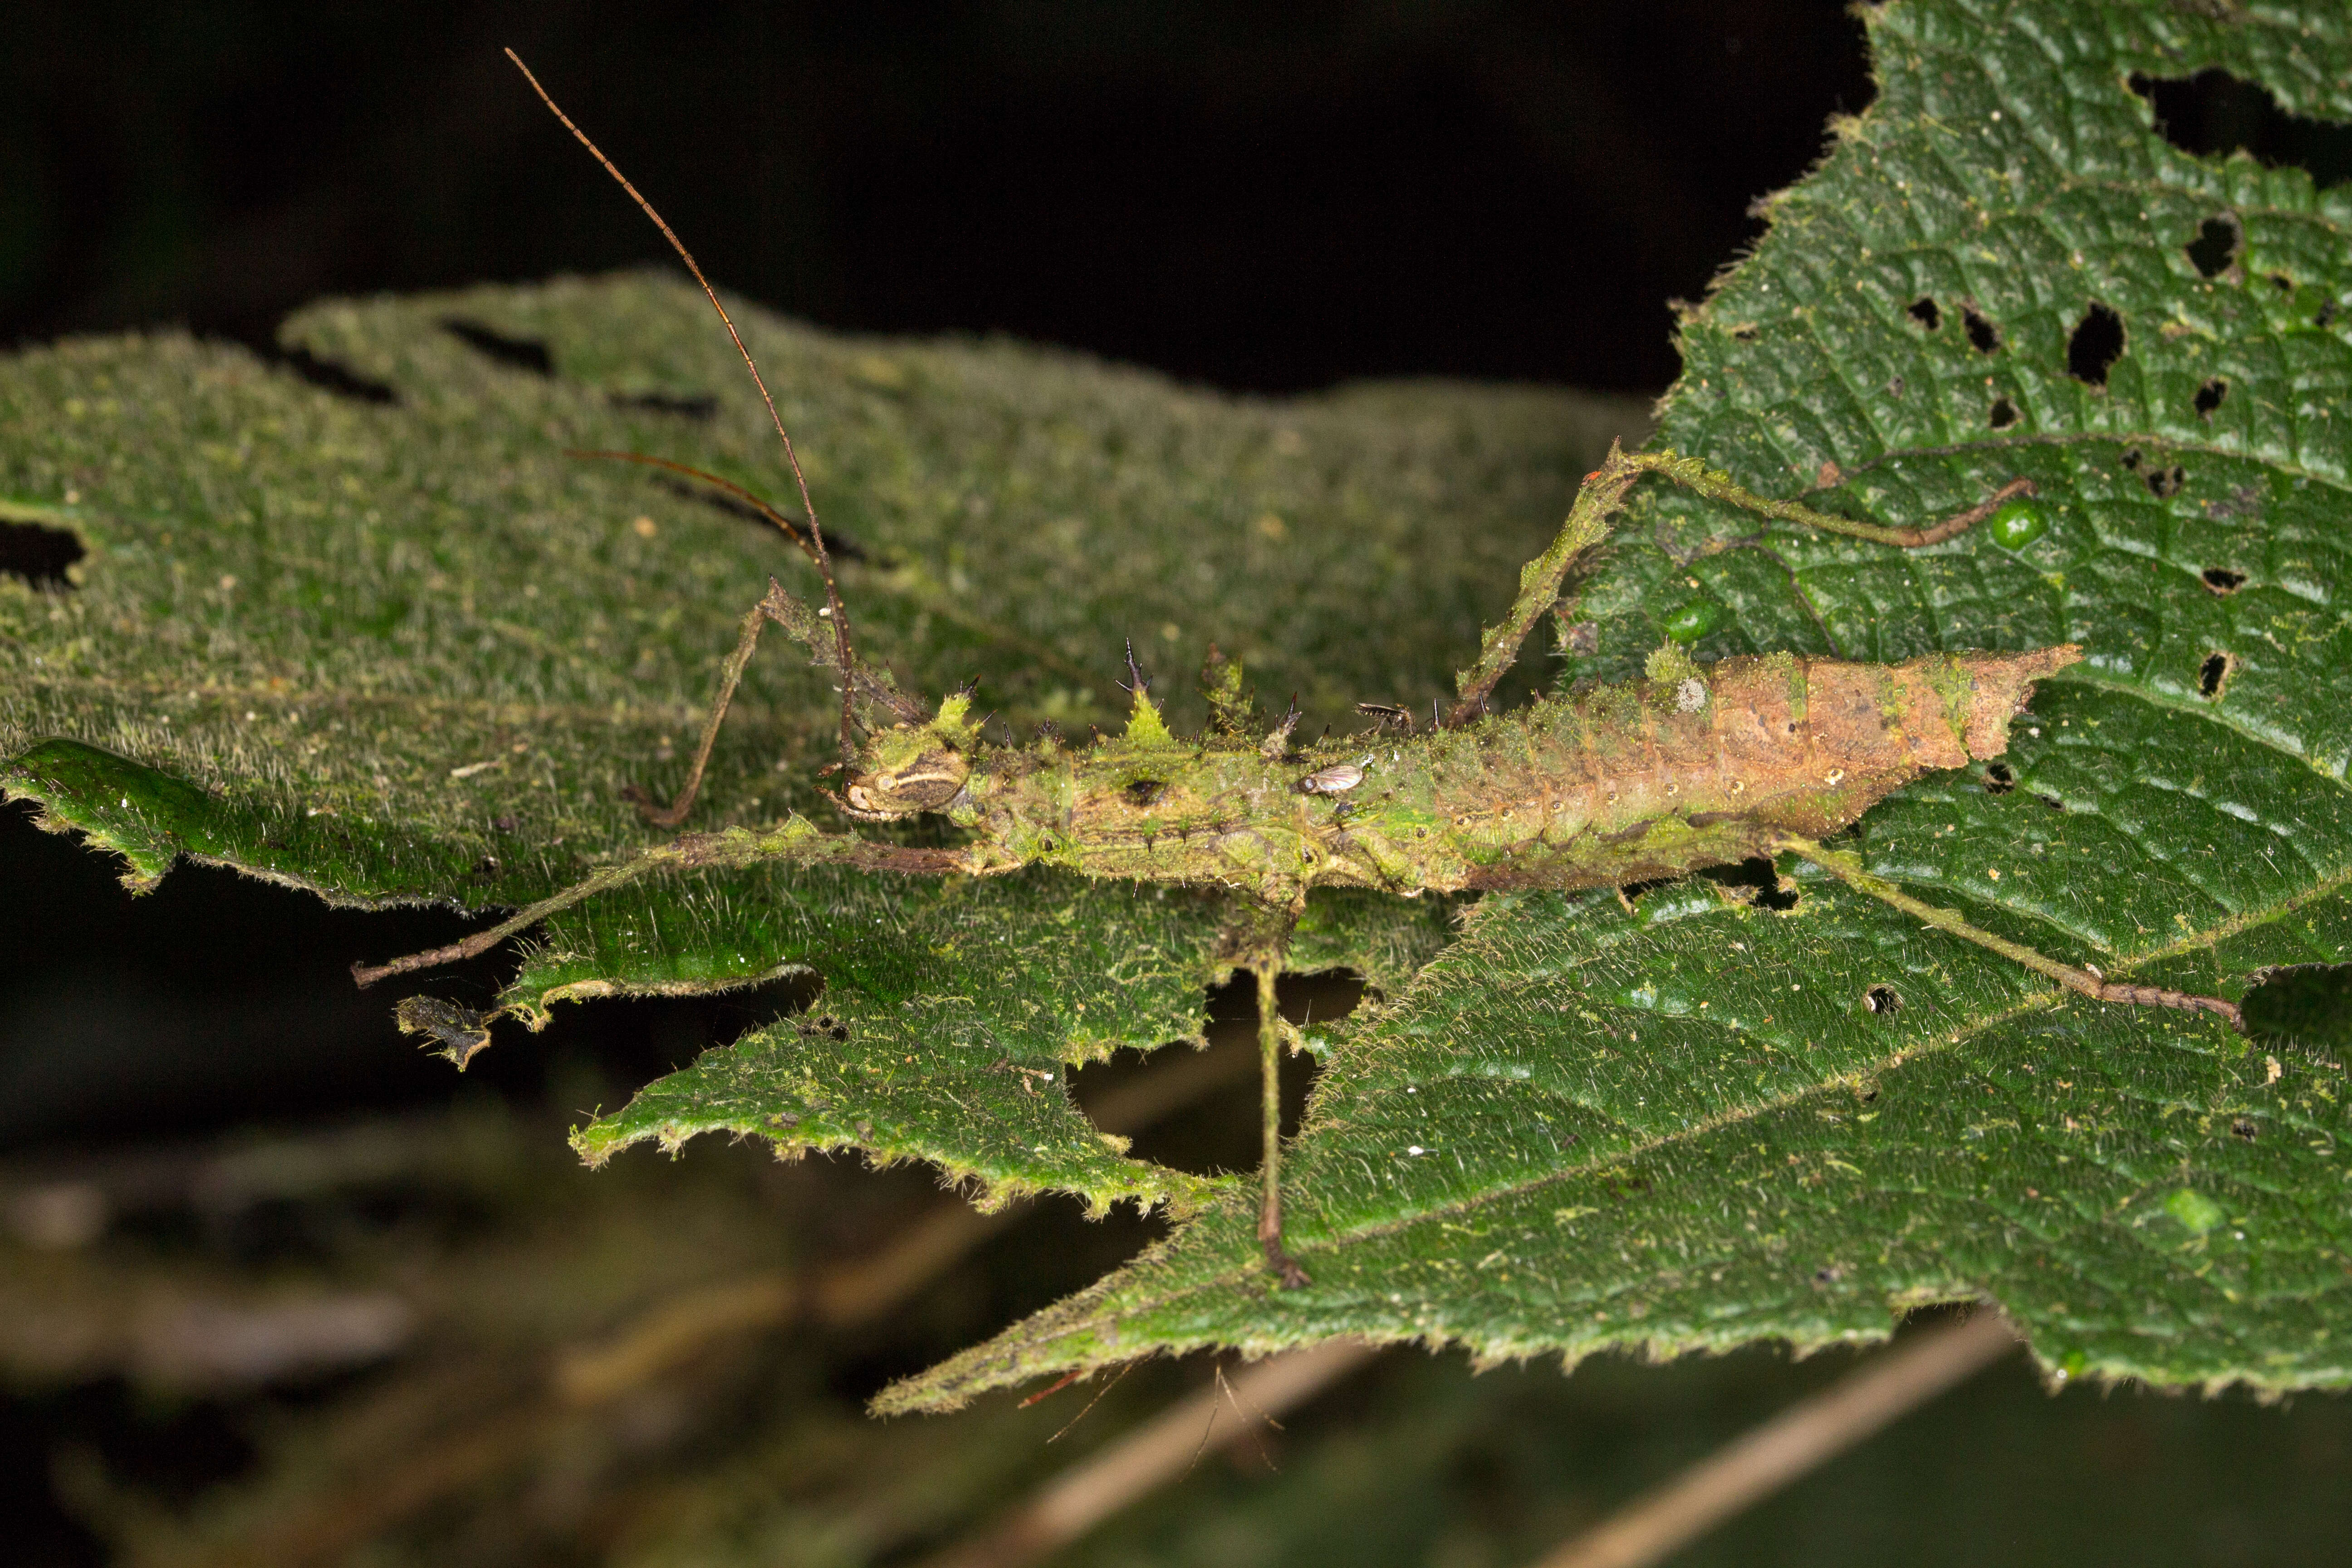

360,52,2245,1289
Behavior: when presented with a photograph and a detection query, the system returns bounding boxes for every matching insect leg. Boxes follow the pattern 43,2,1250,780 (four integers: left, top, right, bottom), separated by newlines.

1447,443,1647,725
1255,961,1313,1289
1683,472,2038,552
1449,443,2037,723
627,567,929,828
628,594,775,828
351,817,974,988
1774,835,2243,1029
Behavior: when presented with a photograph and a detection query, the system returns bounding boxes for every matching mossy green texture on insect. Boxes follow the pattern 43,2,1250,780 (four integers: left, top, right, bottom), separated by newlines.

6,0,2352,1403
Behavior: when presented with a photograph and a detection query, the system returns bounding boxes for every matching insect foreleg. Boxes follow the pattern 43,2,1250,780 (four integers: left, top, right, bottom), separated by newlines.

633,578,931,829
351,815,973,989
1775,835,2244,1029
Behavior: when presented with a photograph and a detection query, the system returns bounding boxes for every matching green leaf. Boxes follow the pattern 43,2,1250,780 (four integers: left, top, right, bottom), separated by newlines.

0,278,1636,1213
885,0,2352,1408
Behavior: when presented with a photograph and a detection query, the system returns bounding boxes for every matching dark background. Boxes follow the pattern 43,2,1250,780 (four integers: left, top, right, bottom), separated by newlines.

2,0,1872,397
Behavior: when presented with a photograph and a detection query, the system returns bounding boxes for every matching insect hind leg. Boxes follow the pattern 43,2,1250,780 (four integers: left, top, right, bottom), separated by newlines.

1255,962,1313,1289
1776,835,2243,1029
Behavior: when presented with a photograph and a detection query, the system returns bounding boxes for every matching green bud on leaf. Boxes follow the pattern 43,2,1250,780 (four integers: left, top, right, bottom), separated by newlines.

1986,499,2048,550
1661,598,1729,644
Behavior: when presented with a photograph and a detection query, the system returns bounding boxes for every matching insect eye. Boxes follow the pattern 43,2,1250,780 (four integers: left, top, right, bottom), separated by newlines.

865,748,970,811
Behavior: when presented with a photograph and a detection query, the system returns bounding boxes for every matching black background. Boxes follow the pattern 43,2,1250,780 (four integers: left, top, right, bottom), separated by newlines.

2,0,1871,398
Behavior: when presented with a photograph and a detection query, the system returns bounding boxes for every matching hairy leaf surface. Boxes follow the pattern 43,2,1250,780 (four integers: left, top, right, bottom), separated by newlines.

888,0,2352,1407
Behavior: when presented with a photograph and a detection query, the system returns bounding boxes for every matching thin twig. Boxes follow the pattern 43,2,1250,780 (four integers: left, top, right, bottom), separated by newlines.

918,1338,1380,1568
1531,1311,2020,1568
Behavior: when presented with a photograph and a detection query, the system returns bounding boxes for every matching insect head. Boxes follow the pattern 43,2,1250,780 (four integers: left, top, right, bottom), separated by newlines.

844,694,979,818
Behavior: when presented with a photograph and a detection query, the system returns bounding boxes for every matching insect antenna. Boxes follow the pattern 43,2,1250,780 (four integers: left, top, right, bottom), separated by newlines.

505,48,866,766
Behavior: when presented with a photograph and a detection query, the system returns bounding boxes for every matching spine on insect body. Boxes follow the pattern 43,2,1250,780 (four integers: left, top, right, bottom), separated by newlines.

855,643,2083,903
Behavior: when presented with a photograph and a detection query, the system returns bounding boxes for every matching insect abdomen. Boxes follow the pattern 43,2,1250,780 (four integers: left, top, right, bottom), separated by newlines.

1340,645,2081,894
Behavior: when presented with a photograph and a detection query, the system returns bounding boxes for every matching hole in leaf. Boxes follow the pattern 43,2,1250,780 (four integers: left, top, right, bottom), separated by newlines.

1907,297,1941,330
1702,858,1800,911
2146,464,2186,500
1864,984,1902,1016
1962,307,2001,354
1984,762,2015,795
2194,377,2228,418
1066,971,1354,1174
441,318,554,375
2201,566,2248,594
2242,962,2352,1049
1730,324,1760,342
2120,447,2142,470
2269,272,2295,293
608,390,717,420
2199,651,2232,699
2184,213,2242,279
2231,1118,2259,1142
262,342,399,405
1988,397,2019,429
2067,302,2127,387
2130,70,2352,190
2318,299,2341,328
0,519,86,589
1122,779,1167,807
794,1012,853,1044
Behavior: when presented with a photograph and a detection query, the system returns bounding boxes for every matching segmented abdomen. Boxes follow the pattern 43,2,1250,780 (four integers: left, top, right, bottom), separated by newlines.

1371,646,2081,892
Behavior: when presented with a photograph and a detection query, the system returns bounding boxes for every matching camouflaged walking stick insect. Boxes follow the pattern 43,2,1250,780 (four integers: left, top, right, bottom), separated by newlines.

357,51,2246,1290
